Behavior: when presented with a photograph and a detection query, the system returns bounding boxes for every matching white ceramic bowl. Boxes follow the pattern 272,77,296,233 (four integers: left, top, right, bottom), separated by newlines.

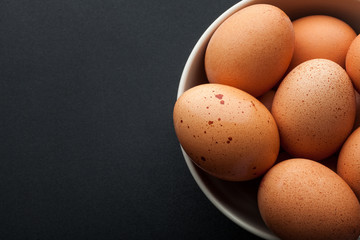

177,0,360,239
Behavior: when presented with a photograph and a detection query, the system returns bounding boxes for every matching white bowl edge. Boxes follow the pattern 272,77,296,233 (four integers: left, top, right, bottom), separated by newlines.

176,0,360,239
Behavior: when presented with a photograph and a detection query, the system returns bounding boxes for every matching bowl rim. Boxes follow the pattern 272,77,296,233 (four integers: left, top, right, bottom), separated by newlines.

181,147,277,239
176,0,360,239
176,0,278,239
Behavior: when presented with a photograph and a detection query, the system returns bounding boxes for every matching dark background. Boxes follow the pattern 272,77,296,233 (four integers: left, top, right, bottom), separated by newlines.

0,0,261,239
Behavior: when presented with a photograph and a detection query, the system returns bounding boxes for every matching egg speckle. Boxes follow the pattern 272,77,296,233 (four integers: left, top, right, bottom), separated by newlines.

288,15,356,71
258,158,360,240
272,59,356,160
346,34,360,93
173,83,280,181
175,5,360,239
205,4,294,97
337,127,360,200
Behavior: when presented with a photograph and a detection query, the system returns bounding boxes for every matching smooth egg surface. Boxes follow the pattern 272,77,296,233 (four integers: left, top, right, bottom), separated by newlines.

258,158,360,240
346,34,360,93
205,4,294,97
337,127,360,200
272,59,356,161
173,83,279,181
287,15,356,72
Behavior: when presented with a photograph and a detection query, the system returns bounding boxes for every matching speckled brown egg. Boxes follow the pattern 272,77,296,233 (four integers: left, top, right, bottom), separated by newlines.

337,127,360,200
204,4,294,97
272,59,356,161
287,15,356,72
258,158,360,240
346,34,360,93
173,83,280,181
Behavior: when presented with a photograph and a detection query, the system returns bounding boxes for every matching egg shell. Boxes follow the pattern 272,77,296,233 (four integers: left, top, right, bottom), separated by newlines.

272,59,356,161
173,83,280,181
346,34,360,93
337,127,360,200
204,4,294,97
258,158,360,240
287,15,356,72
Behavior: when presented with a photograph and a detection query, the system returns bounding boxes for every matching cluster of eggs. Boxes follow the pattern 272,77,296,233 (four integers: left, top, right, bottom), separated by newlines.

173,4,360,240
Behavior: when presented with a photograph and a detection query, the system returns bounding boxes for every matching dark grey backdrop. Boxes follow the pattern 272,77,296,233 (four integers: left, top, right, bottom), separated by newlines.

0,0,262,239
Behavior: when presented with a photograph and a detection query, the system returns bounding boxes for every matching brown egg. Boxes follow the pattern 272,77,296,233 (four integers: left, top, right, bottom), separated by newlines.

173,83,280,181
258,158,360,240
346,34,360,93
287,15,356,72
272,59,356,161
337,127,360,200
204,4,294,97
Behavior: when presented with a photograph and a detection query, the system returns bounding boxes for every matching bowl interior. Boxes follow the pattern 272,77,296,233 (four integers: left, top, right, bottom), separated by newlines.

178,0,360,239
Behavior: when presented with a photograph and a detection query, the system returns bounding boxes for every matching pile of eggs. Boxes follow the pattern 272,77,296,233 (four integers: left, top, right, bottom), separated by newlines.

173,4,360,240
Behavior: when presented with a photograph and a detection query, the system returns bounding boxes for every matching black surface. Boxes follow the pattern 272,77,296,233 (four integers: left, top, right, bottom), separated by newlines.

0,0,262,239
